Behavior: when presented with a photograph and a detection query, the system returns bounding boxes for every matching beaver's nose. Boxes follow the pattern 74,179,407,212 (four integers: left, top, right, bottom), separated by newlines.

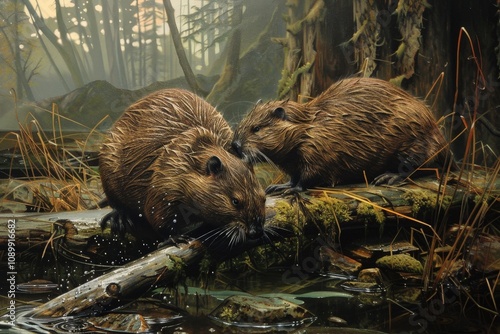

247,216,264,239
231,140,243,158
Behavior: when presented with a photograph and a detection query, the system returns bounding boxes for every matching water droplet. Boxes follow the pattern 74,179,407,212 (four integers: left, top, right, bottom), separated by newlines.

173,219,177,224
139,214,143,217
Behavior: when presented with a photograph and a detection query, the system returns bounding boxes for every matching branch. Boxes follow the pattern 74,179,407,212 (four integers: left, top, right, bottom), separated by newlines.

162,0,205,95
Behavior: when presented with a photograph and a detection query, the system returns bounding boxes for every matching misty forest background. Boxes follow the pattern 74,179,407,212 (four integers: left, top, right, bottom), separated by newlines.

0,0,499,159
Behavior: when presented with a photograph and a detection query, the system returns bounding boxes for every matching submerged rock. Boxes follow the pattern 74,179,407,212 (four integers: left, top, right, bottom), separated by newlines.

320,246,362,277
209,295,316,331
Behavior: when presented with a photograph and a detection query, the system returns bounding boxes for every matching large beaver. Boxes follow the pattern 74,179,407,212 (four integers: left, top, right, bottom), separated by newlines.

232,77,454,193
99,89,266,244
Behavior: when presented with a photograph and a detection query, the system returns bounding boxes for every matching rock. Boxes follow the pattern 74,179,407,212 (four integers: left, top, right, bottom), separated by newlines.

375,253,423,274
320,246,362,277
208,295,316,331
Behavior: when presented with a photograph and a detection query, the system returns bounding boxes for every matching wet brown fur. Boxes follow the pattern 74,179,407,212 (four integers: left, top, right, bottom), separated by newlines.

99,88,266,239
233,77,454,190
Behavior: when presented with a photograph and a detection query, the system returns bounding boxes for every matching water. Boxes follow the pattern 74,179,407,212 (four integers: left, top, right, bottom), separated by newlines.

1,0,499,333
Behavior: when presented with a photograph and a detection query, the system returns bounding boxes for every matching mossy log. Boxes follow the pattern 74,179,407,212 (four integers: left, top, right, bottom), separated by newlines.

3,171,498,318
1,171,498,252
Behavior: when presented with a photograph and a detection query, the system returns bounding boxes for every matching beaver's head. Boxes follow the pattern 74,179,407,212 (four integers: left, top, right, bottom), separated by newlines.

146,128,266,247
231,101,307,167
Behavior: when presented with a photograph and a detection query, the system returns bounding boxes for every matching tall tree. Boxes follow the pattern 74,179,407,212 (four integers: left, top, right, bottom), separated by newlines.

135,0,145,87
111,1,128,87
206,0,242,105
22,0,85,87
121,2,138,87
277,0,325,101
83,0,106,79
163,0,203,94
142,0,164,83
0,0,38,100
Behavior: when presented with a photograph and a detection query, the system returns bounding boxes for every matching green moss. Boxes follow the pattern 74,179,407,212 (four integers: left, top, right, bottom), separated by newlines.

473,194,494,206
403,189,451,216
277,68,290,98
306,196,352,232
219,305,239,322
389,74,405,87
168,254,187,285
394,41,406,59
376,253,423,274
277,62,313,98
272,200,306,233
356,202,385,224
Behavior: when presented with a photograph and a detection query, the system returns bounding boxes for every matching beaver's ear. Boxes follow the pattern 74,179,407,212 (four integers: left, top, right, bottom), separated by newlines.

206,156,223,176
272,107,286,120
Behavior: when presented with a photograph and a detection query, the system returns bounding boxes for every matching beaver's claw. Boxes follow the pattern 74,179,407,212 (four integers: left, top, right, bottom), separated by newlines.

372,172,406,186
265,181,304,195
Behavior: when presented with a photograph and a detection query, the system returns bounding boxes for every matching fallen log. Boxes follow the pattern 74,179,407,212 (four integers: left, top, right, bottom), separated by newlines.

1,170,498,255
5,170,499,319
28,237,206,318
0,209,109,251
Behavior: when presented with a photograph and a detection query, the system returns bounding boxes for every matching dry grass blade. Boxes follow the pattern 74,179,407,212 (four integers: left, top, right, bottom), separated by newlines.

1,98,106,213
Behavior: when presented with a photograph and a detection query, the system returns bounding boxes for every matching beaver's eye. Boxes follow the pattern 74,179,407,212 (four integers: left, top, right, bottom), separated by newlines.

231,198,240,207
251,126,261,133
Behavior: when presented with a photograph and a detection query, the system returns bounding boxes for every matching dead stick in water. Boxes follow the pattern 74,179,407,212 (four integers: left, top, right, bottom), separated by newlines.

28,238,205,318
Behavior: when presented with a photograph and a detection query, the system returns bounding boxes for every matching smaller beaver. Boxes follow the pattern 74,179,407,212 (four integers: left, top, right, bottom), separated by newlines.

232,77,454,193
99,88,266,245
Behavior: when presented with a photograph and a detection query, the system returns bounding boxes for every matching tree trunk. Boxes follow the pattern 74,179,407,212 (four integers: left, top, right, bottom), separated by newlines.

84,0,106,79
299,0,324,102
163,0,204,95
21,0,84,87
101,2,119,87
206,0,243,106
72,0,91,75
150,4,159,82
278,0,302,100
112,1,128,87
10,3,35,101
54,0,87,84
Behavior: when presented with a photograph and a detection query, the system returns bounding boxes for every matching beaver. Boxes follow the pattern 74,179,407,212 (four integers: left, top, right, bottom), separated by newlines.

99,88,266,244
232,77,455,193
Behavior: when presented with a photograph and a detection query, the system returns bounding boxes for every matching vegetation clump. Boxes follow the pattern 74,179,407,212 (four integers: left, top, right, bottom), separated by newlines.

306,196,352,238
356,202,385,225
271,200,306,232
403,189,451,216
376,253,423,274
